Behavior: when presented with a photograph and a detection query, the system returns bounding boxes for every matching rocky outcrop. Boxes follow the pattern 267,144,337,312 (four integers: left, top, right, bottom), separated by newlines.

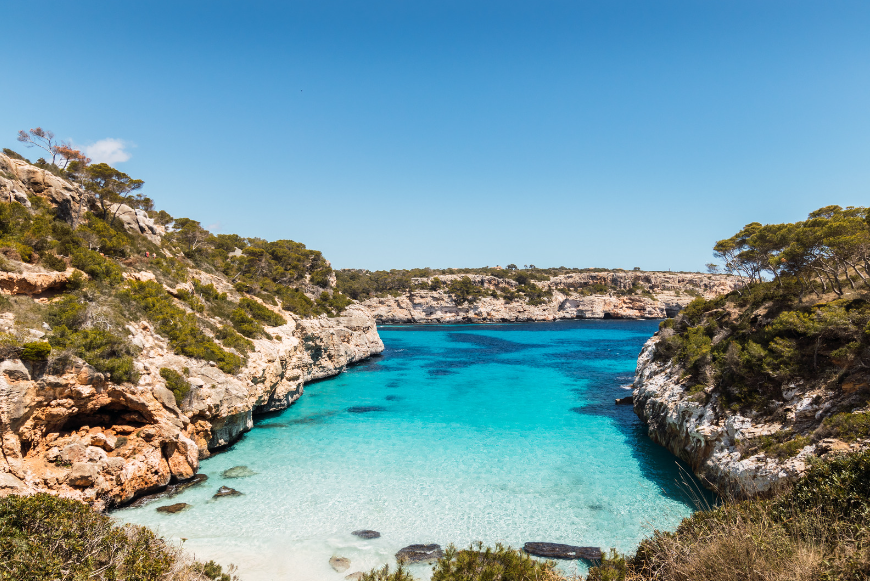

107,203,164,245
0,268,79,296
0,154,85,211
632,335,866,497
362,273,743,324
0,305,383,509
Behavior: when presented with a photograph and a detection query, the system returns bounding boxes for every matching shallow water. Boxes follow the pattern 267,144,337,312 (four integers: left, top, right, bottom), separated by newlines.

116,320,703,580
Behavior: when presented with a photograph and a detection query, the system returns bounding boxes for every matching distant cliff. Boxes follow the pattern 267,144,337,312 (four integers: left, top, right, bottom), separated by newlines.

361,272,744,324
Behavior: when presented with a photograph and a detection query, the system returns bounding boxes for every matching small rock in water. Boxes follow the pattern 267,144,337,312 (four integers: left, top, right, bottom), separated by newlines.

329,556,351,573
213,486,242,498
523,542,603,561
156,502,191,514
384,395,402,401
345,574,364,581
347,406,387,413
396,544,443,564
351,529,381,539
615,395,633,405
222,465,257,478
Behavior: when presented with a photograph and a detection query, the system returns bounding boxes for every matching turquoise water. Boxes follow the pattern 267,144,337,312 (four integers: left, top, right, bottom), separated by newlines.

116,321,701,580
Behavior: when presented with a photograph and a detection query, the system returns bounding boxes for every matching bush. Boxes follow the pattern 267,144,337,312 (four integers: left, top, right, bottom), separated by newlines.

230,308,264,338
0,493,237,581
818,411,870,442
239,297,285,326
160,368,191,404
40,252,67,271
587,549,628,581
448,276,486,305
121,281,243,373
281,288,316,317
70,248,122,282
432,543,558,581
20,341,51,361
49,327,139,383
215,326,255,354
361,565,415,581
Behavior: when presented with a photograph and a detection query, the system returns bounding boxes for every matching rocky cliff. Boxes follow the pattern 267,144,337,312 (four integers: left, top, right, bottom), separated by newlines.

362,272,743,324
632,333,867,497
0,151,384,509
0,306,382,510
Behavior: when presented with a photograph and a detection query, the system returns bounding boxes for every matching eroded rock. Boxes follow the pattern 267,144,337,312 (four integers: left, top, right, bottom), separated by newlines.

396,544,443,564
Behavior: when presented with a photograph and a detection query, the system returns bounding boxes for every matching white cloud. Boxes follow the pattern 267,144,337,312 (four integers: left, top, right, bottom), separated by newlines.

83,138,132,164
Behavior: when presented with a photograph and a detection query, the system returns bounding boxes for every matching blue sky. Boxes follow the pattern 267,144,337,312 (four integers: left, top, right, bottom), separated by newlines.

2,1,868,271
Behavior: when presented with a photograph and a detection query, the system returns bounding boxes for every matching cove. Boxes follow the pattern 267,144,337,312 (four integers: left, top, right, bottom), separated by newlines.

116,320,703,580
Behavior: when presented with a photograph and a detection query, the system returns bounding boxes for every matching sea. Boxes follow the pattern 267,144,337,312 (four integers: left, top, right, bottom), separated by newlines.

115,320,704,580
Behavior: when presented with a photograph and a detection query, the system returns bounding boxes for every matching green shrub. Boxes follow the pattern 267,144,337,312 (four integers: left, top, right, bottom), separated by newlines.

281,288,316,317
159,368,191,404
0,493,173,581
587,549,628,581
40,252,67,271
121,281,243,373
215,325,255,354
46,294,88,329
315,290,352,317
432,543,557,581
49,327,139,383
239,297,285,326
819,411,870,442
448,276,486,305
2,148,29,162
20,341,51,361
70,248,122,282
230,308,264,338
361,565,415,581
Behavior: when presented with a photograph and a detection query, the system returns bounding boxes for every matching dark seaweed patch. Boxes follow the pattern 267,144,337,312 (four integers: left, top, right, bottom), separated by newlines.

347,406,388,413
384,395,403,401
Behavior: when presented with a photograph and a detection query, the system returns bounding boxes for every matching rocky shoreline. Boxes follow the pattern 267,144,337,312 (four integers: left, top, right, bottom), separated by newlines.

0,307,383,510
632,334,864,497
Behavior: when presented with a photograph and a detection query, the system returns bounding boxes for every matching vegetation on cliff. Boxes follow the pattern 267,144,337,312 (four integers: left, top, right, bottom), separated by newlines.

0,134,352,381
654,205,870,452
0,493,237,581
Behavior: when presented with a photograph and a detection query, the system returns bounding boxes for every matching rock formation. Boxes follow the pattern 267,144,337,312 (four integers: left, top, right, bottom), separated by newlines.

362,273,743,324
632,334,866,496
0,307,382,510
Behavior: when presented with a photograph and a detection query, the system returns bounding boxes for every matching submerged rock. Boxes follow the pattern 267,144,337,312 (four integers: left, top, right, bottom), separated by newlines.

345,574,364,581
222,466,257,478
156,502,191,514
396,544,443,564
329,556,351,573
126,474,209,509
351,529,381,539
523,542,602,560
213,486,242,498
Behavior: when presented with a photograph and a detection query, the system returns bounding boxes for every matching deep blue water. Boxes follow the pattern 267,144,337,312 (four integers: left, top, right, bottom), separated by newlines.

117,320,702,580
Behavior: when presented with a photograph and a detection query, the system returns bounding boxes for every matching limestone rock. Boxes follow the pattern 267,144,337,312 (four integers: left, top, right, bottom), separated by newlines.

329,556,351,573
68,462,99,487
523,542,603,560
156,502,191,514
395,544,443,564
213,486,242,498
351,529,381,539
0,269,80,296
361,273,743,324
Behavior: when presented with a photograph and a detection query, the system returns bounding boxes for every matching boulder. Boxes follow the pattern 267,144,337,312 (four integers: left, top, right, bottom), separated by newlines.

329,556,351,573
351,529,381,539
396,544,443,564
0,472,25,490
213,485,242,498
156,502,191,514
615,395,633,405
68,462,99,487
523,542,603,560
345,574,364,581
